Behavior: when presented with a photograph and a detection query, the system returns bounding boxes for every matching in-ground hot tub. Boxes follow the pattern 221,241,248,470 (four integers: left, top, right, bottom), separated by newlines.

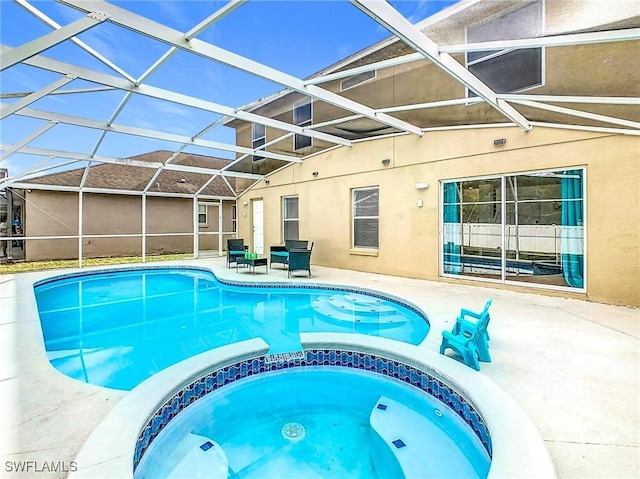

134,353,491,479
69,335,556,479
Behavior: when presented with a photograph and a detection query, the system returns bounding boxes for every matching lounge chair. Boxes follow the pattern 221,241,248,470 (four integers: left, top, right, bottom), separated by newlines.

439,299,492,370
270,239,309,269
226,238,248,268
288,242,314,278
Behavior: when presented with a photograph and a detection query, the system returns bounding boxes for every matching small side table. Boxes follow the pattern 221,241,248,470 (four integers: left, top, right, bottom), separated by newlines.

236,256,268,275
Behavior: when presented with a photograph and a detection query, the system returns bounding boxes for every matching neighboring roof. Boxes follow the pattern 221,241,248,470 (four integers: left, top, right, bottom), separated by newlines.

22,151,236,197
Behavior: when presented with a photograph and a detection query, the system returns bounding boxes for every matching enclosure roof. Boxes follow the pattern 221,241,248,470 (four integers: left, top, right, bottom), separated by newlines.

1,0,639,198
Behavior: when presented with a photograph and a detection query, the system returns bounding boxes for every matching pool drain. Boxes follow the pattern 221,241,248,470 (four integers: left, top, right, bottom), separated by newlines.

281,422,306,442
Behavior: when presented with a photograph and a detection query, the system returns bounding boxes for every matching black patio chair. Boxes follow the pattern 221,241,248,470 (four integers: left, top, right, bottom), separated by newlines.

287,242,314,278
270,239,309,269
226,238,248,268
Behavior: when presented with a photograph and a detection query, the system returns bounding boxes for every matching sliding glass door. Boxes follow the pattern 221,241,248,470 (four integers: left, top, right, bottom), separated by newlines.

441,168,585,290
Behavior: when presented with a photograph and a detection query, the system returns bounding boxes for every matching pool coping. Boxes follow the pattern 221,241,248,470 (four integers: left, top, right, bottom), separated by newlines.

69,333,555,479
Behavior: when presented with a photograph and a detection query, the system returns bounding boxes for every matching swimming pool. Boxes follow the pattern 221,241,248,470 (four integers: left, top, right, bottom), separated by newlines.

34,267,429,390
134,366,490,479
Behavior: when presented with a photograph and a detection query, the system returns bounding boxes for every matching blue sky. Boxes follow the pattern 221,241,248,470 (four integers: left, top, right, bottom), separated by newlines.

1,0,456,177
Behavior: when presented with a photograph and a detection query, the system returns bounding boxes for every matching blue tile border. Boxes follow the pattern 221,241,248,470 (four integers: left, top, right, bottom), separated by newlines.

133,349,492,472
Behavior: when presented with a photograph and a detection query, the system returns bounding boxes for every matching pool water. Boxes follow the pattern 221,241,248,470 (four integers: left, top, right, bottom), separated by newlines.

134,367,490,479
34,268,429,390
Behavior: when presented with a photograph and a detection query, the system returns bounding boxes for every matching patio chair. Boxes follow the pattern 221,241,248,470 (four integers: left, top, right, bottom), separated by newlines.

288,242,314,278
452,298,492,361
226,238,248,268
270,239,309,269
439,299,492,371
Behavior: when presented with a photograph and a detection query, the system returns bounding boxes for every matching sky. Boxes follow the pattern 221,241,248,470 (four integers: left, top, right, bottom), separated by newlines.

0,0,457,178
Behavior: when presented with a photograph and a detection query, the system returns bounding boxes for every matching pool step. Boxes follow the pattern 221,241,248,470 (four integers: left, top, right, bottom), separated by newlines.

312,294,406,325
369,396,480,478
167,433,228,479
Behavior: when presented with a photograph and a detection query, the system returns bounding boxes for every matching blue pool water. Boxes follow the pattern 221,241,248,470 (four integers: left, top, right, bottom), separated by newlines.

135,367,490,479
34,267,429,390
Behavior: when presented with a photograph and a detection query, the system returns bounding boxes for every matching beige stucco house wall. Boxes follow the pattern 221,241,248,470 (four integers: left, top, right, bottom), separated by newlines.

24,191,235,261
229,0,639,307
237,126,639,307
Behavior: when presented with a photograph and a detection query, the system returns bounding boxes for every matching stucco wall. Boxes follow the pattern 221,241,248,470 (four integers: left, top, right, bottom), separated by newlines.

237,126,640,307
25,192,235,261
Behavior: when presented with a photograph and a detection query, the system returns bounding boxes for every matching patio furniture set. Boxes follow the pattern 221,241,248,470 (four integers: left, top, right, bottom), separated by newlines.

226,238,314,277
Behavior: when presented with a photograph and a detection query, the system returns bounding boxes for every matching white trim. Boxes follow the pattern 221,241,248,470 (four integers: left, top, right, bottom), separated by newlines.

7,45,352,148
184,0,248,40
12,106,301,164
449,28,640,54
0,12,107,71
141,194,146,263
282,195,299,241
193,197,198,258
509,99,640,130
0,121,57,161
1,144,264,180
15,0,136,83
0,74,76,120
530,121,640,136
78,189,83,267
352,186,379,250
197,203,208,227
500,94,640,105
378,97,483,114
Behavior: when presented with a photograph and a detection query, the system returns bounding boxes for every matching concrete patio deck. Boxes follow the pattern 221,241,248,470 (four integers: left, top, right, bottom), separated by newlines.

1,256,638,478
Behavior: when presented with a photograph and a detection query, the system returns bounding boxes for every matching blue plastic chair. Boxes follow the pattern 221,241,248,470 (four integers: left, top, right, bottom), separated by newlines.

439,299,492,370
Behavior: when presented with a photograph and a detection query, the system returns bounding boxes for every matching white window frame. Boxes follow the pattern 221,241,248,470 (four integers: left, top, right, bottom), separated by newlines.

198,204,208,226
293,98,312,151
352,186,379,249
282,196,299,241
439,166,587,293
231,204,237,233
465,0,545,97
252,123,266,162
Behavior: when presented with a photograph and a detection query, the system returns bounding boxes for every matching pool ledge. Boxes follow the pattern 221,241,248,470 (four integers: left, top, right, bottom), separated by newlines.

69,338,270,479
70,334,555,479
300,333,556,479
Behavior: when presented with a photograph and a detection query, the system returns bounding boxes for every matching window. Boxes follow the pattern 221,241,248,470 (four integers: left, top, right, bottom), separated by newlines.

252,123,266,162
467,1,543,94
441,168,585,290
293,98,312,151
283,196,299,240
198,204,207,225
352,187,379,248
232,204,237,233
340,70,376,91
